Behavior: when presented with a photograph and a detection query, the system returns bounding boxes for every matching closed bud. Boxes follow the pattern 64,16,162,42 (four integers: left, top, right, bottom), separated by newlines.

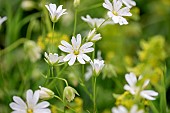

74,0,80,8
63,86,79,102
39,86,54,100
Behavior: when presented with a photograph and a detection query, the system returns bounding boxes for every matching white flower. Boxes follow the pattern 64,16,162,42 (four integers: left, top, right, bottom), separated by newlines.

124,72,158,100
44,52,64,65
0,16,7,25
90,59,105,76
39,86,54,100
81,15,114,28
45,3,67,22
112,105,144,113
9,89,51,113
59,34,94,66
103,0,132,25
120,0,136,8
86,28,102,42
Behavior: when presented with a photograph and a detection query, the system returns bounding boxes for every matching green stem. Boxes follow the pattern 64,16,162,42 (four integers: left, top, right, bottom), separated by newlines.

160,72,167,113
82,64,85,82
54,95,64,103
97,18,110,30
0,38,28,56
93,76,97,113
73,9,77,36
149,101,159,113
51,66,54,77
52,22,55,52
48,77,68,86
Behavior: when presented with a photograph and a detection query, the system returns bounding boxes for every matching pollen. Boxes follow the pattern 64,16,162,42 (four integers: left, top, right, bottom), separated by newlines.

27,109,33,113
74,50,79,55
112,11,118,16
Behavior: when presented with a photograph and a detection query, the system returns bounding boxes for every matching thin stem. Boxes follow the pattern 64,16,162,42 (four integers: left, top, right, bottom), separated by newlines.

48,77,68,86
97,18,110,30
54,95,64,103
93,76,97,113
82,64,85,82
52,22,55,52
73,9,77,36
51,66,54,77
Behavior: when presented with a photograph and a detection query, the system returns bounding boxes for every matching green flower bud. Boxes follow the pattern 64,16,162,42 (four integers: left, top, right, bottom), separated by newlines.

63,86,79,102
39,86,54,100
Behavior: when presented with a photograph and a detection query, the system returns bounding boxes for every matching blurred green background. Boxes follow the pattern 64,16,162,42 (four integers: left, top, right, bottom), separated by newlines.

0,0,170,113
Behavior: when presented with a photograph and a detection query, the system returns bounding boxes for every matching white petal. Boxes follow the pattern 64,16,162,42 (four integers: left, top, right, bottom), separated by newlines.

9,102,25,111
118,7,132,16
34,108,51,113
140,90,158,100
63,54,72,61
59,45,72,53
26,89,34,108
49,3,56,14
82,54,91,61
71,36,77,49
80,42,93,50
76,34,82,49
83,48,94,53
103,0,113,11
12,111,26,113
118,16,128,25
32,90,39,106
77,55,85,64
142,79,150,89
13,96,27,109
35,101,50,109
124,84,135,95
114,0,122,12
61,40,72,48
125,72,137,87
68,55,76,66
130,105,138,113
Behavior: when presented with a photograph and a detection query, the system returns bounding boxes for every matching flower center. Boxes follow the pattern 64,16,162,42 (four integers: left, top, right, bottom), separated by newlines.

74,50,79,55
27,109,33,113
112,11,118,16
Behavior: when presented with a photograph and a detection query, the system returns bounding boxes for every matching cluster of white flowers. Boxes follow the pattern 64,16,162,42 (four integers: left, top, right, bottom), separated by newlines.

9,1,160,113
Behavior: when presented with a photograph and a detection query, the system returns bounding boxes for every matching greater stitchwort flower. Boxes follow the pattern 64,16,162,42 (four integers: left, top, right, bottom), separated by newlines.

90,59,105,76
0,16,7,26
103,0,132,25
124,72,158,100
9,89,51,113
81,15,114,28
86,28,102,42
44,52,64,65
39,86,54,100
45,3,67,22
59,34,94,66
112,105,144,113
